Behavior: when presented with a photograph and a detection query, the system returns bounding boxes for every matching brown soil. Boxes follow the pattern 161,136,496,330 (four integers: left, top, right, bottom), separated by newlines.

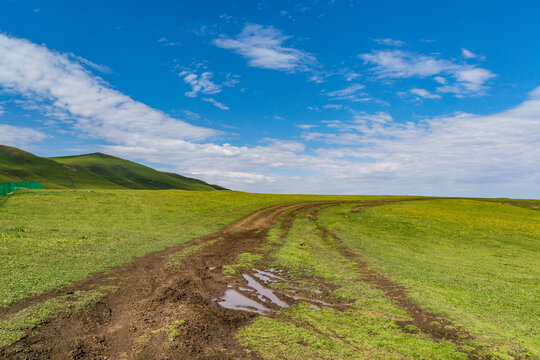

0,201,336,360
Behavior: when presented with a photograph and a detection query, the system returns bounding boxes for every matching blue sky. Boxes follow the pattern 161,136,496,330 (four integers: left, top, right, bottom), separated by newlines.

0,0,539,196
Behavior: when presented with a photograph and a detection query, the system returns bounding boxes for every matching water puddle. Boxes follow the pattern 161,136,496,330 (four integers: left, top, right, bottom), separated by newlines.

252,268,283,283
243,274,289,308
218,289,271,314
217,268,333,315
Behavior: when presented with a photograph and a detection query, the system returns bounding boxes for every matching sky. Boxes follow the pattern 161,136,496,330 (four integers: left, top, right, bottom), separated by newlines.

0,0,539,197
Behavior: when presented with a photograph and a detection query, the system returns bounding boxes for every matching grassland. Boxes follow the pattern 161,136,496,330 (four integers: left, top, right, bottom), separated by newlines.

0,190,538,359
316,200,540,358
0,189,382,307
238,215,469,359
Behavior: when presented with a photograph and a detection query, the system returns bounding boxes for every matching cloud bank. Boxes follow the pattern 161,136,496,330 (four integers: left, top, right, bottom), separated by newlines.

0,124,47,148
359,49,496,97
0,32,538,197
0,32,216,147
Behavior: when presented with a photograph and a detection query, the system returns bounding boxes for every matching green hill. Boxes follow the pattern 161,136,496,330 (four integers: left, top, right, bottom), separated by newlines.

0,145,224,191
52,152,222,191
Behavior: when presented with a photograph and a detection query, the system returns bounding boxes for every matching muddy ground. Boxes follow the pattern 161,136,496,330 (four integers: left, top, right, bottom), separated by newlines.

0,199,488,359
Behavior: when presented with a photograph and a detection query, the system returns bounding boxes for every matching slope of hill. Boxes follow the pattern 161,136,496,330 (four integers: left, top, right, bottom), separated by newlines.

0,145,122,189
0,145,224,191
52,152,222,191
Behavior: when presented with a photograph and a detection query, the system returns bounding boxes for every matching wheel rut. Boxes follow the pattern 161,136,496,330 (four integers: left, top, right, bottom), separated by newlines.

307,207,492,360
0,201,337,360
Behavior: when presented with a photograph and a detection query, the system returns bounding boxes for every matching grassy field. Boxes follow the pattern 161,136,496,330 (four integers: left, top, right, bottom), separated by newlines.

316,200,540,358
0,190,538,358
238,214,469,359
0,189,382,307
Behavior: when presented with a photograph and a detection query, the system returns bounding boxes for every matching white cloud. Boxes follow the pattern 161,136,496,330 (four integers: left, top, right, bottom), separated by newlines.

451,68,495,92
69,54,112,74
223,73,240,87
212,23,317,72
219,14,233,22
308,72,328,83
296,124,317,130
326,84,364,97
302,131,363,145
360,49,455,78
192,169,275,185
179,71,222,98
343,71,361,81
323,104,344,110
434,76,446,84
0,124,48,148
359,49,495,96
372,38,405,47
297,90,540,196
409,88,441,99
461,48,477,59
0,104,4,116
279,10,292,19
158,37,181,47
352,111,393,124
202,97,229,110
325,84,368,102
0,33,216,145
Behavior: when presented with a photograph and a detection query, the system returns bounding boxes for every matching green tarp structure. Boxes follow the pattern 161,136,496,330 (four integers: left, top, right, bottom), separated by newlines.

0,181,44,197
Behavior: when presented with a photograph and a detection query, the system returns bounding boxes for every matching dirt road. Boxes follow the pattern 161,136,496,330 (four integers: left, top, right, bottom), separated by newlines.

0,201,334,359
0,199,488,359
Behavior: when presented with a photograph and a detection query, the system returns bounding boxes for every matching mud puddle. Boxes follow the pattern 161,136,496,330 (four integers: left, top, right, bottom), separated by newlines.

217,268,337,315
218,288,271,314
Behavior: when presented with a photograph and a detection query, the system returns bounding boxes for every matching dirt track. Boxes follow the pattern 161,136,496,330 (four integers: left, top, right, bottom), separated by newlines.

0,199,488,359
0,201,334,359
307,208,487,360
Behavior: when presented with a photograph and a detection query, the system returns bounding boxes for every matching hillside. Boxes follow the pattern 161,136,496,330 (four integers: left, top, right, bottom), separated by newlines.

52,152,223,191
0,145,224,191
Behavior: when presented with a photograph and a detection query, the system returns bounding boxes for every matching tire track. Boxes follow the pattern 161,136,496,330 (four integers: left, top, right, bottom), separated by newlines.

307,206,492,360
0,201,337,359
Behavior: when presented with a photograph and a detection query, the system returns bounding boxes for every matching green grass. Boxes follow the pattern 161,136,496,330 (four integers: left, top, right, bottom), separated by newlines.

0,189,379,307
238,214,469,359
223,252,263,276
151,320,186,340
318,199,540,358
3,190,537,358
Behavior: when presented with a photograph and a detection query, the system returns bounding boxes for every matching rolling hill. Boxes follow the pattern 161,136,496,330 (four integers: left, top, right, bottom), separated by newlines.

0,145,225,191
